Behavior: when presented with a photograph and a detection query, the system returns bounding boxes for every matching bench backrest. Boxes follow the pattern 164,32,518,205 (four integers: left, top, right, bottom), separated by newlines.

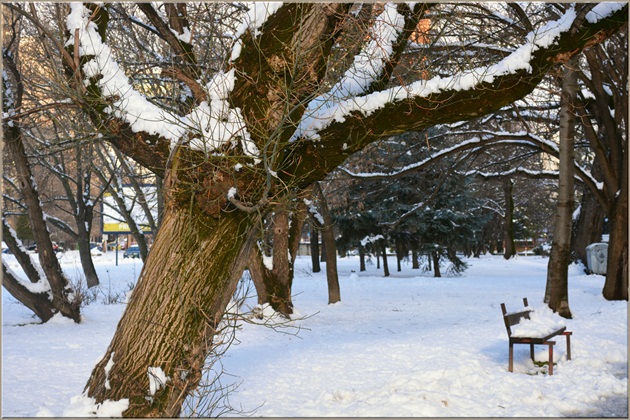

501,297,532,337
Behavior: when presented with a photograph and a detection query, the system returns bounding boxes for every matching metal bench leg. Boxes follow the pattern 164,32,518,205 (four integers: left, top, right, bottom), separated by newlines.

547,341,555,375
509,342,514,372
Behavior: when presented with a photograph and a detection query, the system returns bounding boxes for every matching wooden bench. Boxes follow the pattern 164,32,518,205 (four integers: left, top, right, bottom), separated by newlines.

501,298,572,375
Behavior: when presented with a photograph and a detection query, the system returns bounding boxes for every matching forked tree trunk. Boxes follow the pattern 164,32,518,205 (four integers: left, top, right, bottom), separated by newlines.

545,57,577,318
83,204,258,417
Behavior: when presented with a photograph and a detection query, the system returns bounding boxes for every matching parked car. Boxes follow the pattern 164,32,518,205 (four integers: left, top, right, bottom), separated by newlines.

123,245,140,259
90,243,103,256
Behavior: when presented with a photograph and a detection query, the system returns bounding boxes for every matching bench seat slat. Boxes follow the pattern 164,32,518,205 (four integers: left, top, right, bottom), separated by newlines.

510,326,567,343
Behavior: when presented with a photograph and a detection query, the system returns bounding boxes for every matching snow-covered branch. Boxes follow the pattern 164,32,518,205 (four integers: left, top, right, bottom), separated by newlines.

286,3,627,187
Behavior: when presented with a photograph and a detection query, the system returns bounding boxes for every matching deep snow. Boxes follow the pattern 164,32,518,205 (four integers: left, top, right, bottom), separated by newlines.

1,250,627,417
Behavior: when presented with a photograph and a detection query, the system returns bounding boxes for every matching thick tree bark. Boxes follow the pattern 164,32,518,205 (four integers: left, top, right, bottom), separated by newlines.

545,57,578,318
247,248,269,308
503,178,516,260
84,203,258,417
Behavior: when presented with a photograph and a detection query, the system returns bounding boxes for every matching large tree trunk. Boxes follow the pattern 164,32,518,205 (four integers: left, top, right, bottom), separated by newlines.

84,204,258,417
603,168,628,300
545,57,578,318
503,178,516,260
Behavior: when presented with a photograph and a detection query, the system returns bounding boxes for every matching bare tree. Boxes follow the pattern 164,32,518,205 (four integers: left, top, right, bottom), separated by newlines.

3,33,81,322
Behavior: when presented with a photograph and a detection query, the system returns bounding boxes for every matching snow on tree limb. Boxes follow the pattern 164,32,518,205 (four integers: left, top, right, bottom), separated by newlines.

66,4,186,143
292,7,580,141
293,3,410,140
286,3,627,187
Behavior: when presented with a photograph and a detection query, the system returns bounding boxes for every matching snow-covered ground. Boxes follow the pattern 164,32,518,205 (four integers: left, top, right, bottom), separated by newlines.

2,250,627,417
